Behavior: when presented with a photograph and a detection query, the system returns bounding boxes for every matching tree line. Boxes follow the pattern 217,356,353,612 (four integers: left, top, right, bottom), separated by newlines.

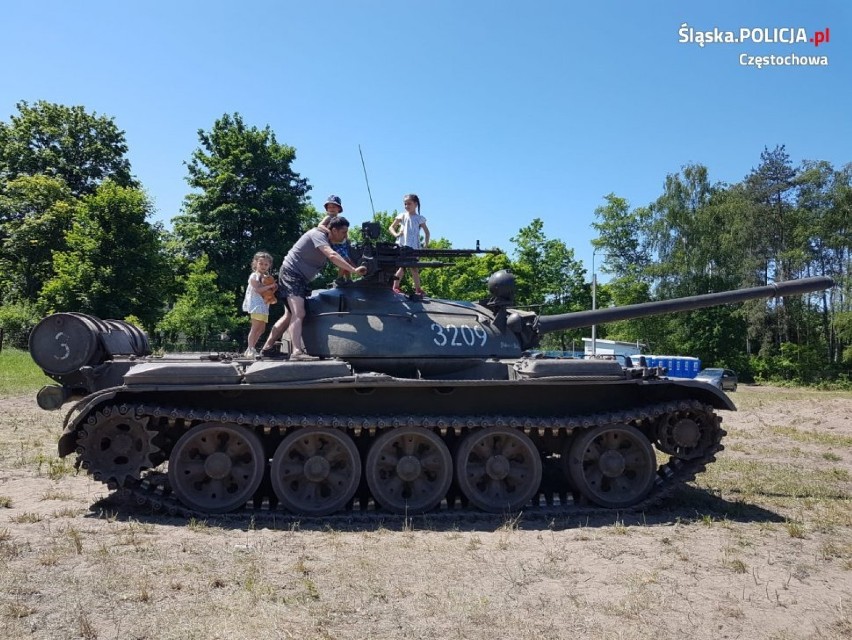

0,101,849,384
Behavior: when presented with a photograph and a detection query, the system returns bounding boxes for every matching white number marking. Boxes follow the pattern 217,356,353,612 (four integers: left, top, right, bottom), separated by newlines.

449,325,461,346
473,325,488,346
460,325,474,346
431,323,488,348
431,323,447,346
54,331,70,360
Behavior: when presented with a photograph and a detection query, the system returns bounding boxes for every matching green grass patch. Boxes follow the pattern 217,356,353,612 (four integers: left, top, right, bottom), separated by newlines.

701,459,850,500
0,347,52,397
769,425,852,448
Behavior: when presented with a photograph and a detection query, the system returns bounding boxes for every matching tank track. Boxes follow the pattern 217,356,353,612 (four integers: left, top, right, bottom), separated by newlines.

76,399,725,524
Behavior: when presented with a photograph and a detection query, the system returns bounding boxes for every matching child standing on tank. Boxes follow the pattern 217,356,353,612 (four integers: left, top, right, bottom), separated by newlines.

318,194,356,281
242,251,278,358
388,193,430,295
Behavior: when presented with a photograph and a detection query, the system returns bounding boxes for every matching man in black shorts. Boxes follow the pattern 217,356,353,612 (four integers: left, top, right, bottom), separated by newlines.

260,217,366,360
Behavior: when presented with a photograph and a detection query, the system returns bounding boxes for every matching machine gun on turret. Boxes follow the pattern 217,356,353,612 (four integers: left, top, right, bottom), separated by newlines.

352,221,501,288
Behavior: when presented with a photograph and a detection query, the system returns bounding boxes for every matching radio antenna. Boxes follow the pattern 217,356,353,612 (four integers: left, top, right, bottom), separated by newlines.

358,144,376,218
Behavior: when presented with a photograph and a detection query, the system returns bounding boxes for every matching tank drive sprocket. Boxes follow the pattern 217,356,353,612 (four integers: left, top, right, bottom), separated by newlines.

76,404,159,487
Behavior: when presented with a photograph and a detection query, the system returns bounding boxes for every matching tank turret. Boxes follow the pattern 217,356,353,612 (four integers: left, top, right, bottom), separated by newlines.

298,222,834,374
26,223,835,519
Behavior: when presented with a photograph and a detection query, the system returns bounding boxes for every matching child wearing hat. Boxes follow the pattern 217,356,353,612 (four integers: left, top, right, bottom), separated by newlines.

318,195,356,280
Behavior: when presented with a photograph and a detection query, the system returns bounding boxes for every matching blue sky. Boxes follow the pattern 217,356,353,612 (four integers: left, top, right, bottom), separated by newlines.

2,0,849,275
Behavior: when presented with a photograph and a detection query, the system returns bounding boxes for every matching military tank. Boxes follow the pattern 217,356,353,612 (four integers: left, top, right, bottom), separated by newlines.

28,222,834,518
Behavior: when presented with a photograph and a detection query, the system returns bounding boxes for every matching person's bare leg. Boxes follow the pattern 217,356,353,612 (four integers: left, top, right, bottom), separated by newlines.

288,296,307,353
247,318,265,350
261,307,290,351
411,267,423,293
393,267,405,292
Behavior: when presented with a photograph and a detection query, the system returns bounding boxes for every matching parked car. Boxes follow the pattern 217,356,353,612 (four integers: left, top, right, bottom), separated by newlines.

694,368,738,391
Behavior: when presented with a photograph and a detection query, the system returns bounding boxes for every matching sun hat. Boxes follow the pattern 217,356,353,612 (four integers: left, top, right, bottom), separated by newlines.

324,195,343,212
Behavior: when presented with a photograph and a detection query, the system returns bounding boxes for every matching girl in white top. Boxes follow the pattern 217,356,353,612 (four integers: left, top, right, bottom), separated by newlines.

388,193,430,295
242,251,277,357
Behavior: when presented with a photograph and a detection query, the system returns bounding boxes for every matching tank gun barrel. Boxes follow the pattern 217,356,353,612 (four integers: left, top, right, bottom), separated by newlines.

536,276,835,335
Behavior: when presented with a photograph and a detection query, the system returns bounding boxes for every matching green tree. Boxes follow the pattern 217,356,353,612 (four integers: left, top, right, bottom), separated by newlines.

835,311,852,365
172,113,312,303
645,165,719,295
39,181,172,329
0,100,135,197
0,175,75,302
591,194,661,349
156,254,239,346
745,145,798,283
419,245,512,302
591,193,651,276
510,219,588,351
511,219,587,308
0,300,41,349
796,160,851,362
586,151,848,381
593,275,663,353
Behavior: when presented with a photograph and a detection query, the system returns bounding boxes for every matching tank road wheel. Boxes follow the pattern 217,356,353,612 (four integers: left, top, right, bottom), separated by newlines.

77,405,159,486
167,423,265,514
455,427,542,512
366,427,453,514
270,428,361,516
566,424,657,509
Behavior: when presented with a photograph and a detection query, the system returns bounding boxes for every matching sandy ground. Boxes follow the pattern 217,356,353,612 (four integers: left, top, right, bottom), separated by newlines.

0,386,849,640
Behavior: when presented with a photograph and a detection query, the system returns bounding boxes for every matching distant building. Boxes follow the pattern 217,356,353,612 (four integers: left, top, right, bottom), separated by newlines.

582,338,646,358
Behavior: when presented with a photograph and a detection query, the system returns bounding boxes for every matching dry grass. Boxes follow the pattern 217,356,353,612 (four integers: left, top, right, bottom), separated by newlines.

0,386,848,639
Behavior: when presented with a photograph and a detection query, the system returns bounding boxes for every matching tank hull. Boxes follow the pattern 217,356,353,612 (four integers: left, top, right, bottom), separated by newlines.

51,356,732,518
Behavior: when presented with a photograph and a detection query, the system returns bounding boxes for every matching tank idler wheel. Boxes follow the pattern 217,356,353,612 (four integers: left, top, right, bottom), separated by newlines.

366,426,453,514
167,423,265,514
566,423,657,509
270,428,361,516
455,427,542,512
